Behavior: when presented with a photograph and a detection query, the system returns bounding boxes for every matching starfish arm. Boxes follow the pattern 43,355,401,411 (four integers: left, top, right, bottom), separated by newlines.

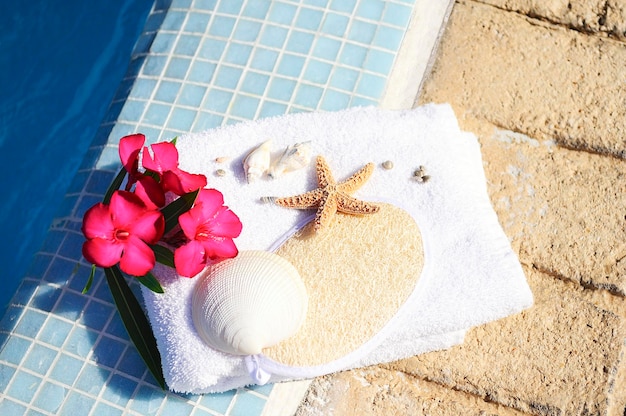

315,192,338,231
337,162,375,193
336,193,380,215
274,189,323,209
315,156,336,188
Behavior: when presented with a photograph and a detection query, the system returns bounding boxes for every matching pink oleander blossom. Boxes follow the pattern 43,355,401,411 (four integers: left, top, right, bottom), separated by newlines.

142,142,207,196
174,189,242,277
82,190,165,276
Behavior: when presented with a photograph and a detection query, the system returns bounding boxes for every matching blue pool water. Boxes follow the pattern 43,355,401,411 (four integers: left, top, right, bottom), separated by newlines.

0,0,153,315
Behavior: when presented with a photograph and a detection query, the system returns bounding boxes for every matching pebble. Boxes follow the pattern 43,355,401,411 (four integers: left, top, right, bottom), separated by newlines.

381,160,394,170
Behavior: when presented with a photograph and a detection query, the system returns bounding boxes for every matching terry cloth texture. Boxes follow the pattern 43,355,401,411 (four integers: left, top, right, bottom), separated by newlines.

141,104,534,393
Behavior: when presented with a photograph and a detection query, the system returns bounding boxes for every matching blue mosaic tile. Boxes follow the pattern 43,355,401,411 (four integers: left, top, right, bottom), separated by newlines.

62,326,96,359
160,396,195,415
23,343,57,375
44,257,76,285
364,48,395,74
165,57,192,79
8,370,42,403
330,66,359,91
295,7,324,31
260,25,289,49
214,65,243,89
330,0,357,13
277,53,305,78
178,83,207,107
168,107,197,130
175,34,202,56
30,284,61,313
81,300,114,331
321,89,351,111
287,30,315,54
294,84,324,108
217,0,244,15
225,42,253,66
75,363,110,396
373,25,405,50
1,335,31,365
155,80,183,102
209,15,236,38
321,13,349,37
230,390,267,416
350,96,378,107
233,19,263,42
198,38,227,61
384,2,413,27
101,374,138,405
37,316,72,348
0,364,16,392
117,346,147,379
15,308,46,338
357,72,387,98
91,335,126,368
269,2,298,25
194,0,217,11
348,19,377,44
143,55,168,77
92,402,123,416
267,77,297,101
59,391,95,416
152,32,178,55
119,99,147,122
27,407,48,416
161,10,187,31
129,385,165,415
32,382,67,414
242,0,271,19
356,0,385,20
103,313,127,340
129,78,158,99
0,399,27,416
85,169,116,195
250,48,279,72
144,103,172,126
185,12,211,33
304,59,333,84
198,389,236,414
304,0,329,7
339,43,368,67
194,112,224,131
187,60,217,83
241,71,270,95
231,95,260,119
312,36,342,61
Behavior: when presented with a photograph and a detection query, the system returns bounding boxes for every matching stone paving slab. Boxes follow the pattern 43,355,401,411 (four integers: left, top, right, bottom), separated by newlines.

419,0,626,157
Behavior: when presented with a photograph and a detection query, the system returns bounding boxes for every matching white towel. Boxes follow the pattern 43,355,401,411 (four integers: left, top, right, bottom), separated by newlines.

142,104,533,393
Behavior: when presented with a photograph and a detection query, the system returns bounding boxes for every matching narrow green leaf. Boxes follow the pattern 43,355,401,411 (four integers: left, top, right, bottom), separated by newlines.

104,266,166,389
82,264,96,294
161,189,199,234
170,136,178,146
104,167,127,204
136,271,165,294
152,244,175,268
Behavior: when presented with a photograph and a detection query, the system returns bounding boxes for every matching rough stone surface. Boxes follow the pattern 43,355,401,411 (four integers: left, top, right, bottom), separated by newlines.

478,0,626,40
388,268,626,415
419,0,626,157
296,367,527,416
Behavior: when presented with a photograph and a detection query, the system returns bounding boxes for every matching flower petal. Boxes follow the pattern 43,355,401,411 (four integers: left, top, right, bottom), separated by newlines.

83,238,123,268
119,235,156,276
128,210,165,244
119,134,145,174
178,207,202,241
109,191,147,228
135,176,165,210
82,203,114,239
201,237,239,260
209,207,243,238
174,240,206,277
196,188,225,219
142,142,179,173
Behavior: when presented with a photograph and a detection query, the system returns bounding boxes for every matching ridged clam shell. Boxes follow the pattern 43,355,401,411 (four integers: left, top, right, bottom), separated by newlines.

192,251,308,355
243,140,272,183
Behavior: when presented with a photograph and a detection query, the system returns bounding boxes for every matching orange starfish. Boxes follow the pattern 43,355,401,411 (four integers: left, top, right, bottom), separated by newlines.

273,155,379,231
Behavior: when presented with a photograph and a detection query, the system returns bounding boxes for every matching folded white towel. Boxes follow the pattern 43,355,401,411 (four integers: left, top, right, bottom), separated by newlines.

142,104,533,393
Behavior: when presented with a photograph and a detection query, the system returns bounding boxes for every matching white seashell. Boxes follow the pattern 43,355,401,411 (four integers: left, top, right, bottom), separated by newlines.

192,251,308,356
243,140,272,183
268,141,312,179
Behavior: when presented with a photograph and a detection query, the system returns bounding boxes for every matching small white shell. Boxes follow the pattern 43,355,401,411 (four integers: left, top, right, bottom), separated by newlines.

268,141,312,179
192,251,308,355
243,140,272,183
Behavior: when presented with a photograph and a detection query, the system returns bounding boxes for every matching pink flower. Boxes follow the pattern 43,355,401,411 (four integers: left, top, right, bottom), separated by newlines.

119,134,165,209
174,189,242,277
82,190,165,276
142,142,207,196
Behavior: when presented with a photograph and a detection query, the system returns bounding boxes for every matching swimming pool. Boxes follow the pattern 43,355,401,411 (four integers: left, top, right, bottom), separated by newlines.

0,0,153,315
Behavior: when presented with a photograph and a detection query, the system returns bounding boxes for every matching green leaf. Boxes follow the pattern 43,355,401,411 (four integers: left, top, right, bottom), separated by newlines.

82,264,96,294
104,266,166,389
152,244,175,268
104,167,127,204
161,189,199,234
170,136,178,146
136,271,165,294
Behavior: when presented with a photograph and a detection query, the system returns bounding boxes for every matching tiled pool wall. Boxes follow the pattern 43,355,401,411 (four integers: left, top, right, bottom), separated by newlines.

0,0,427,414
